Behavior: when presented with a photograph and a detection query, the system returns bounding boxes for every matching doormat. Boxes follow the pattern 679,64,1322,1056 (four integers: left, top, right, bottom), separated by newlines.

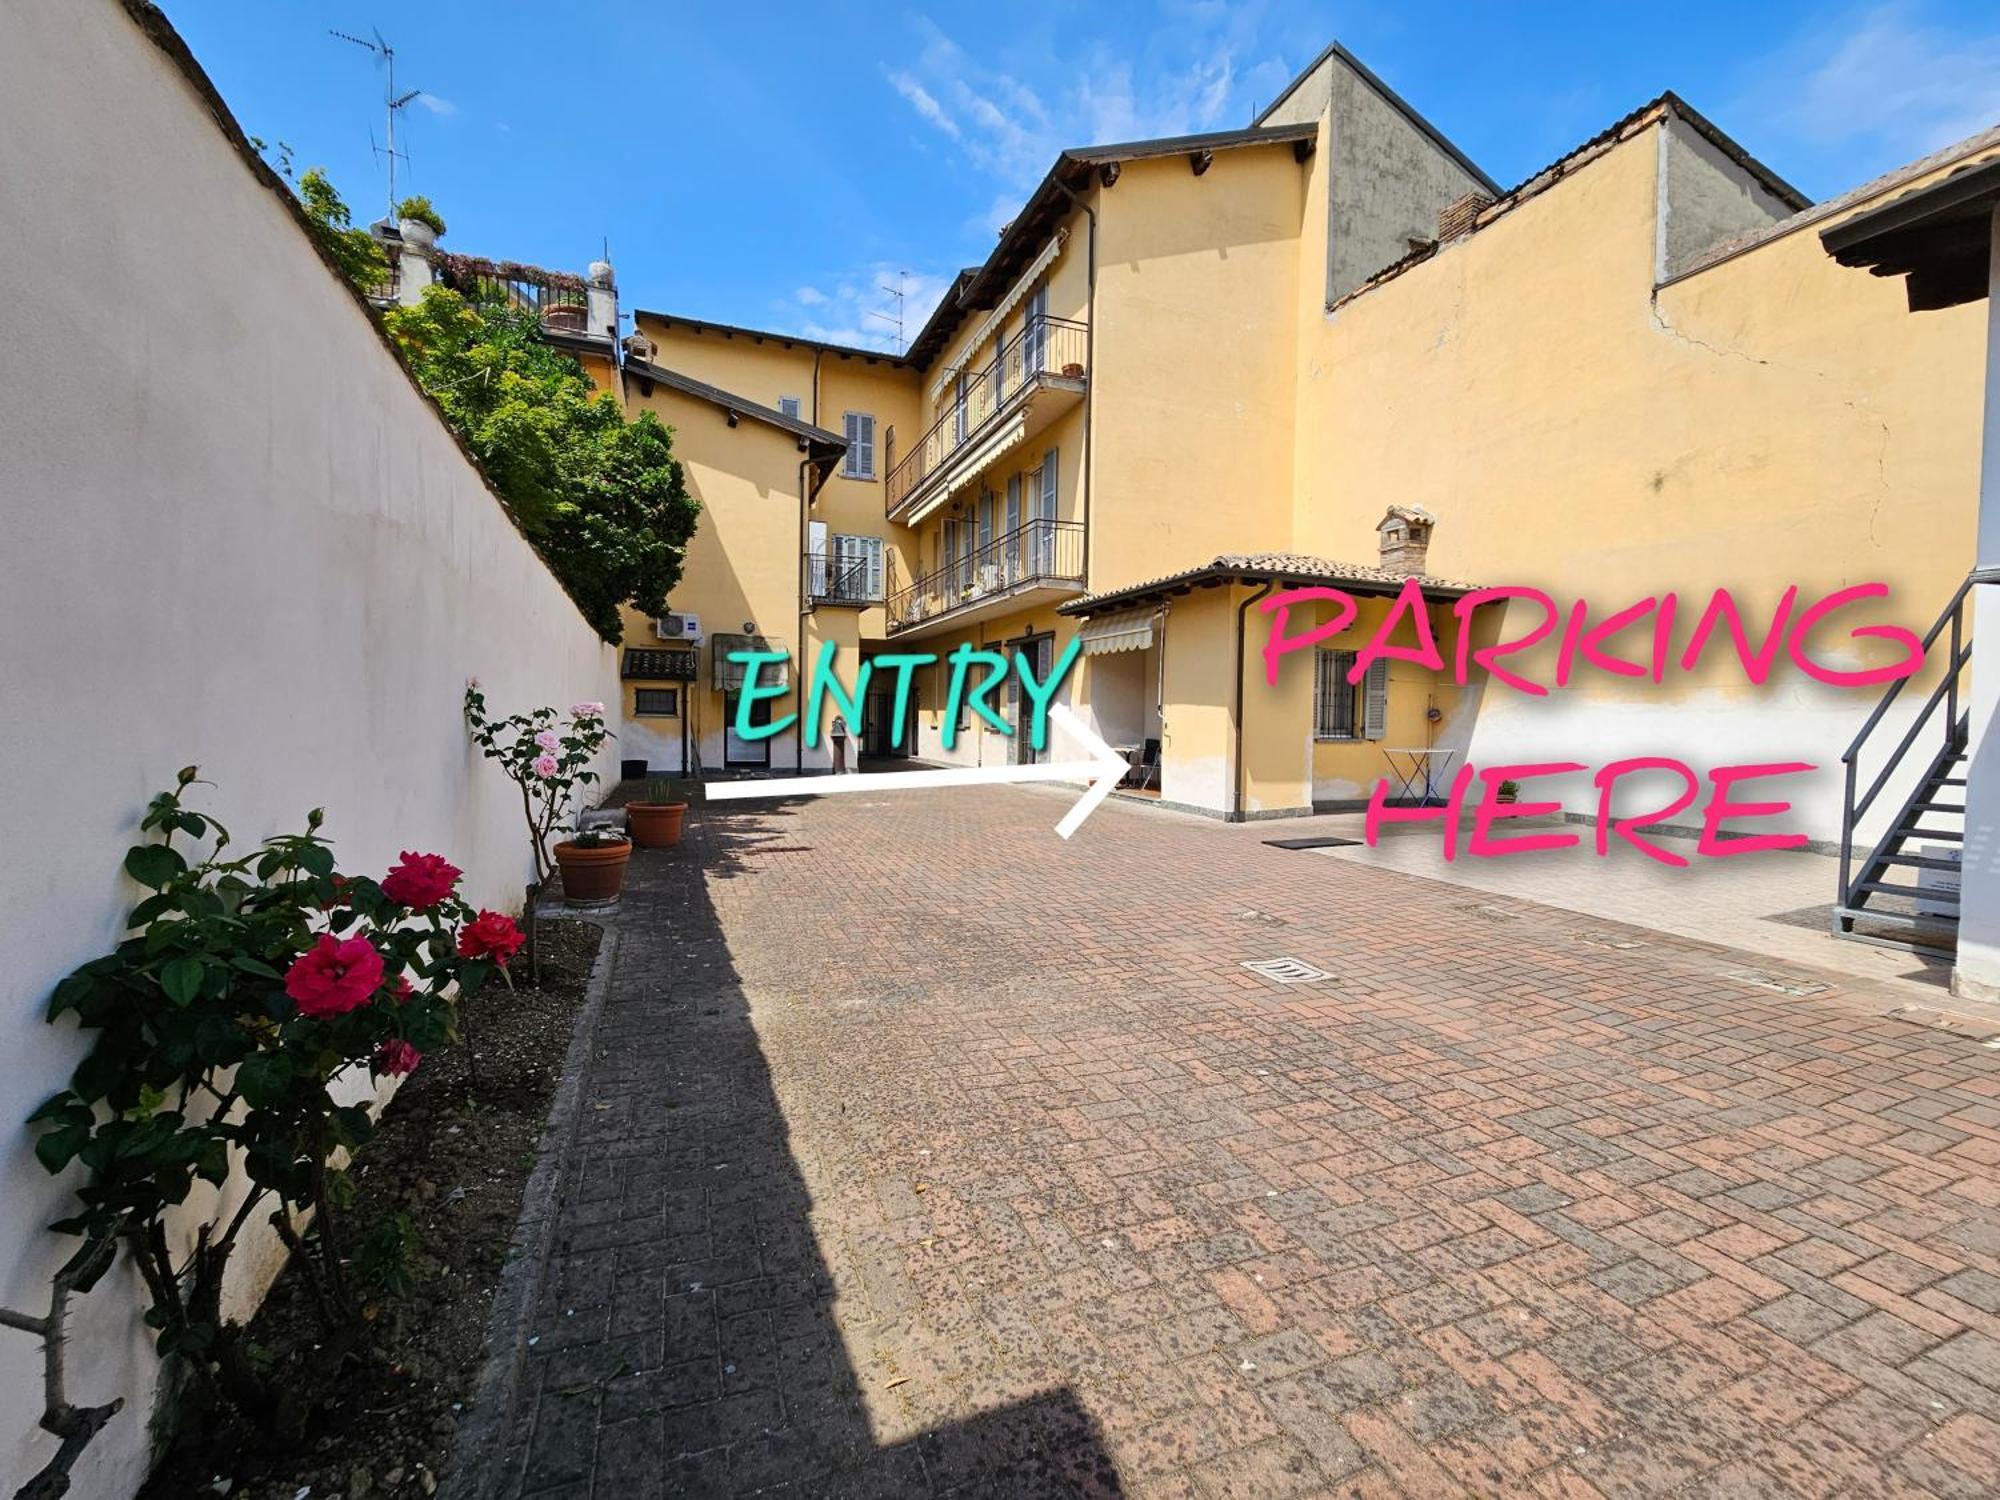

1264,836,1361,850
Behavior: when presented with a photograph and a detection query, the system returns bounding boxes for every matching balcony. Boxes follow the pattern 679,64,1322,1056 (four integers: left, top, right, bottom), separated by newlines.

885,315,1087,523
885,519,1085,637
804,551,882,608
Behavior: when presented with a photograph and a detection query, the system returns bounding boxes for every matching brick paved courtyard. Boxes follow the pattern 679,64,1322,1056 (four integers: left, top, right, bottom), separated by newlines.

490,787,2000,1498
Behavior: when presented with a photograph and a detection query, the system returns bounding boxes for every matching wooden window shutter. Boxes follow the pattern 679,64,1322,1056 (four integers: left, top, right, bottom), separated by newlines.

1362,659,1390,740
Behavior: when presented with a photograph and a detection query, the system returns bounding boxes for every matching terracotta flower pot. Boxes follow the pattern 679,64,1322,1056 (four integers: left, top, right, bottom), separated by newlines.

554,839,631,905
626,801,687,849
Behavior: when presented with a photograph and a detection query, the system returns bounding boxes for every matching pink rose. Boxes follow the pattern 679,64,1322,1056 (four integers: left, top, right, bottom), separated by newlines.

533,753,559,778
284,934,386,1019
381,850,462,908
457,910,525,965
535,730,560,751
391,976,414,1005
373,1039,422,1077
570,702,605,720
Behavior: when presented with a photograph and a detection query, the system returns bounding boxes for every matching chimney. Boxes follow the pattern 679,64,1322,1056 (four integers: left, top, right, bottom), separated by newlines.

587,258,618,342
1377,505,1435,575
1436,191,1494,244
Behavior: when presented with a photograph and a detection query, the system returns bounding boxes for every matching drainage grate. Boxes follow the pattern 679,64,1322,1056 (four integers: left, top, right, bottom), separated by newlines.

1264,836,1362,851
1241,957,1333,985
1719,967,1832,997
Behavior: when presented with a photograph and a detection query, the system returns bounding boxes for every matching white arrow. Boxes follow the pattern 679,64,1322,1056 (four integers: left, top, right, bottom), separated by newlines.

703,703,1129,839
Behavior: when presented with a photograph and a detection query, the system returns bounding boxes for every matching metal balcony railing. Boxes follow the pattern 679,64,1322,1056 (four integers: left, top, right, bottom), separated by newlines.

885,315,1087,514
885,519,1084,633
804,551,881,606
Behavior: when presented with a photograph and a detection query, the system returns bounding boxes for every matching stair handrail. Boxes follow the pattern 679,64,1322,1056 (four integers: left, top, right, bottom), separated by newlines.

1838,571,1979,908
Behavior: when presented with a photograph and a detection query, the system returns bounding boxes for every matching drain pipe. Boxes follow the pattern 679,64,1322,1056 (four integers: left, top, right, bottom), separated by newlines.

1048,174,1097,579
794,349,826,776
1232,578,1276,822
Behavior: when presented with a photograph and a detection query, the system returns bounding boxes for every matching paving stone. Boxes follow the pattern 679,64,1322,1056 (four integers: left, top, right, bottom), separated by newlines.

475,789,2000,1496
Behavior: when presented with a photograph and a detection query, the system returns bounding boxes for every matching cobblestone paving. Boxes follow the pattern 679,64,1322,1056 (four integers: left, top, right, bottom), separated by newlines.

496,787,2000,1497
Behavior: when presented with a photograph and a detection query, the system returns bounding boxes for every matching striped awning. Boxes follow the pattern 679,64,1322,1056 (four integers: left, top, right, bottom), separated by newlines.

1079,608,1156,656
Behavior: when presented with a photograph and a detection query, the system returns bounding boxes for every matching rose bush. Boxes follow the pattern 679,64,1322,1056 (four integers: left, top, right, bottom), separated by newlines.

463,684,611,885
28,769,510,1433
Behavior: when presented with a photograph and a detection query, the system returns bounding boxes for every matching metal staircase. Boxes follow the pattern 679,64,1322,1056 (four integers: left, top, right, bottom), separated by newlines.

1835,572,1982,952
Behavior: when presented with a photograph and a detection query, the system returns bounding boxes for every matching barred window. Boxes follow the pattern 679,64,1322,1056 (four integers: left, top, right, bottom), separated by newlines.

633,688,680,717
1315,649,1358,740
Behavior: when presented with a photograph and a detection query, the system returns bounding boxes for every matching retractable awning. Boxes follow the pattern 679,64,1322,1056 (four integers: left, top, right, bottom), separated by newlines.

1079,608,1156,656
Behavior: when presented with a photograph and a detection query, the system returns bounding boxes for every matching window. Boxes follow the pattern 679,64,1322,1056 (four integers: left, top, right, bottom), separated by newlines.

953,375,969,446
829,533,884,600
842,412,876,478
1315,650,1358,740
778,396,802,420
1315,651,1389,740
1024,283,1049,374
1005,475,1021,581
634,687,680,717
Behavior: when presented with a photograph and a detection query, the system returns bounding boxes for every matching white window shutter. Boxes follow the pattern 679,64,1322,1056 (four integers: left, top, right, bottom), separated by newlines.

1363,659,1390,740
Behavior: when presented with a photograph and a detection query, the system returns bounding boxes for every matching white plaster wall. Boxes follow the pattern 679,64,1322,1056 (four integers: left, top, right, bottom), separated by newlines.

0,5,619,1494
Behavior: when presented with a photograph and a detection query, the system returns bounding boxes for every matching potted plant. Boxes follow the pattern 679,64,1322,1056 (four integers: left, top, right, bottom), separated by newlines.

1496,779,1521,805
627,776,689,848
552,824,631,904
395,194,446,251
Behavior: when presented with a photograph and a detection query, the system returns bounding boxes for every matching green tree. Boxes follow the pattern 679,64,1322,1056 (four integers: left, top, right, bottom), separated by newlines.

296,170,698,642
296,167,387,292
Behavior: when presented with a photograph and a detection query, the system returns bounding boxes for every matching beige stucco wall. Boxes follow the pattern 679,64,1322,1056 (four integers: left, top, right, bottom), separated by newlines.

0,6,620,1494
1290,121,1991,839
1088,151,1308,592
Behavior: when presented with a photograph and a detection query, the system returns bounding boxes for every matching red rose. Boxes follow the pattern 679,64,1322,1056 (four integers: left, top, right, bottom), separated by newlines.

382,851,462,909
373,1039,422,1077
315,875,352,913
391,975,414,1005
457,910,525,966
284,934,386,1018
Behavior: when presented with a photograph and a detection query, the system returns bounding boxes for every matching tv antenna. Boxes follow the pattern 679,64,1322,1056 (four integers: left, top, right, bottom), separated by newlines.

865,271,910,353
330,27,421,218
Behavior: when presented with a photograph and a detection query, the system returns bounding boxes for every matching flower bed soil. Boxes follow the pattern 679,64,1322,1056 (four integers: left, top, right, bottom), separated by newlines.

138,918,603,1500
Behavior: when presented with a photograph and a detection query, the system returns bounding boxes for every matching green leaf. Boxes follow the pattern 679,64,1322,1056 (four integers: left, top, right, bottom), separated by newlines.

124,843,186,890
234,1052,295,1109
297,844,335,878
228,954,283,980
160,955,205,1007
35,1121,92,1174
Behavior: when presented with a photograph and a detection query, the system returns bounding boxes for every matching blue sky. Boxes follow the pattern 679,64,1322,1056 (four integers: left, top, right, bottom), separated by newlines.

163,2,2000,352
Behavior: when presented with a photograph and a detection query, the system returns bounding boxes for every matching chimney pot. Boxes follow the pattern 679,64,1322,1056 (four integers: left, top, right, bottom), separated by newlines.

1377,505,1436,575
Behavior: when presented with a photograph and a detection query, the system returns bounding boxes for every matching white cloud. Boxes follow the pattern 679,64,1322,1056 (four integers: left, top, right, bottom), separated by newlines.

415,92,458,117
769,264,957,354
887,70,960,139
882,13,1261,209
1752,5,2000,158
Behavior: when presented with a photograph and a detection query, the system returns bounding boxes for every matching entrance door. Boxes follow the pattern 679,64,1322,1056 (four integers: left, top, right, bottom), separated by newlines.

1009,634,1055,764
723,691,771,767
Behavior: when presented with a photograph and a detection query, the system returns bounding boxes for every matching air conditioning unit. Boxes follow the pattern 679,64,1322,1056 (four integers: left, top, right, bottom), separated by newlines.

654,611,703,644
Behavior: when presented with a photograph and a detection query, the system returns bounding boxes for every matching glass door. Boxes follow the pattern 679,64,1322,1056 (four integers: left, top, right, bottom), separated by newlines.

723,691,771,767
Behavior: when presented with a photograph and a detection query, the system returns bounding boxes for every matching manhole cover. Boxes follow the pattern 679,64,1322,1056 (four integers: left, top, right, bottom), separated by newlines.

1241,957,1332,985
1264,836,1361,850
1719,967,1832,997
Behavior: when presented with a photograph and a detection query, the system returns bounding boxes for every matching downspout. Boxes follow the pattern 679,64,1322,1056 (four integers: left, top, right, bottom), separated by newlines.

796,349,826,775
1048,173,1097,581
1233,578,1276,822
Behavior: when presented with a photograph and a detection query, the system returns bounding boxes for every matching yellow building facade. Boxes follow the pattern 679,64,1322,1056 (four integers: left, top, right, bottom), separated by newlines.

594,42,1995,840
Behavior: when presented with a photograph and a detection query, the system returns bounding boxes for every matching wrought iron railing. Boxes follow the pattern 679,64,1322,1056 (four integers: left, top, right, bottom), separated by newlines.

885,315,1087,513
885,519,1084,632
804,551,881,606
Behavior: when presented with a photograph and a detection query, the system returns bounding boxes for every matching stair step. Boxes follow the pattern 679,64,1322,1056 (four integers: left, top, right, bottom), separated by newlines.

1857,879,1959,904
1932,777,1968,787
1876,852,1966,871
1832,905,1959,954
1894,828,1962,842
